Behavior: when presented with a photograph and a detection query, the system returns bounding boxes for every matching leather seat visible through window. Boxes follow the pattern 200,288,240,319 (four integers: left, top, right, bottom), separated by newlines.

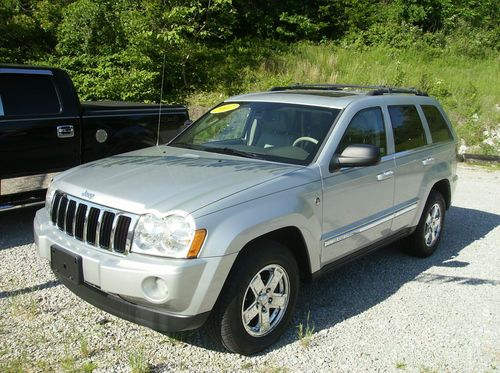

254,111,294,148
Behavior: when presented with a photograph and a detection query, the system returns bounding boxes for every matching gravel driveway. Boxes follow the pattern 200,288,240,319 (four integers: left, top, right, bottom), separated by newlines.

1,164,499,372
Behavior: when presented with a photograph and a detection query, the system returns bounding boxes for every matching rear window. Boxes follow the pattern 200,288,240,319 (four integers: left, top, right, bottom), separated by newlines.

422,105,453,143
0,74,61,117
388,105,427,152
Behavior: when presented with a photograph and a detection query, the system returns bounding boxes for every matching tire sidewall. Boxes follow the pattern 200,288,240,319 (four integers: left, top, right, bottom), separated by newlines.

220,242,299,355
415,191,446,256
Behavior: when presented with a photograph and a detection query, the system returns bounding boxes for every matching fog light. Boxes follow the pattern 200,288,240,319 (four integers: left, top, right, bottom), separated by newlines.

142,276,169,303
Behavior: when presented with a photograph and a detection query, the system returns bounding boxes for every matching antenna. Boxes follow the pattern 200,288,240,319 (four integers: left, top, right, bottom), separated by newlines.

156,53,167,146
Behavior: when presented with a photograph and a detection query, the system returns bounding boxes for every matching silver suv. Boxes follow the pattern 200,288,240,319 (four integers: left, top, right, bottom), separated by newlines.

34,84,458,355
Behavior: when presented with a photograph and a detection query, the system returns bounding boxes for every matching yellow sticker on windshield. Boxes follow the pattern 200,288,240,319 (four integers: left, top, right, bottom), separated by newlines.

210,103,240,114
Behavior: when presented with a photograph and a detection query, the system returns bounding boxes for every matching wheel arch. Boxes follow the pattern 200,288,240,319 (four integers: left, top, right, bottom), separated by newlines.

431,178,451,209
237,226,313,282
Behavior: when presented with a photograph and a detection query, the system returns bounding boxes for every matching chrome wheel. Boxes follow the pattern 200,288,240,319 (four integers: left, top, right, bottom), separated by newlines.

241,264,290,337
424,203,442,247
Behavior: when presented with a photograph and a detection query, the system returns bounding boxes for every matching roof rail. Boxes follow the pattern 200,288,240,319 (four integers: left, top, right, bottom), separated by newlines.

269,84,428,96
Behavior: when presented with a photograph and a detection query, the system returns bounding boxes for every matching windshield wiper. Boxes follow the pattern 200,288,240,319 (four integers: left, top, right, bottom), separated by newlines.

203,147,260,159
170,142,202,150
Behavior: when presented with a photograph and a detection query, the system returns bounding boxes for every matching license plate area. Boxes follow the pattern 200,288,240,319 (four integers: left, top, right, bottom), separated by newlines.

50,246,83,285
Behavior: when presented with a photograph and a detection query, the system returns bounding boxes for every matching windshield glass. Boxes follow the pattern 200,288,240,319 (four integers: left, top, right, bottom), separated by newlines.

171,102,340,165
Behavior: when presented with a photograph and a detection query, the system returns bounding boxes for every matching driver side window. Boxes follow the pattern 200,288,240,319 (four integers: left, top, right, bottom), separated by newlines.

336,107,386,156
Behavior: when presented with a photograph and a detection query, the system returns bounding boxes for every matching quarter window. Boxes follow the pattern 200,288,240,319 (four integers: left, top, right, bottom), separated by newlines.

389,105,427,152
422,105,453,143
337,107,387,156
0,74,61,116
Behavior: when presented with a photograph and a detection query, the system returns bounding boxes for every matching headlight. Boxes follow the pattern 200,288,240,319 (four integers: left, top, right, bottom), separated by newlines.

45,182,56,214
131,212,206,258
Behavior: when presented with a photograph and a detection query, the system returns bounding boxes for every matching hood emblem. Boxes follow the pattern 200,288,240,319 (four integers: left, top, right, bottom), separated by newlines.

82,190,95,200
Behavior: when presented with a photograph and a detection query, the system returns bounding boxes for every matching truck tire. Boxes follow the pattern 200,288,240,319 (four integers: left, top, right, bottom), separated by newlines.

407,190,446,257
206,240,299,355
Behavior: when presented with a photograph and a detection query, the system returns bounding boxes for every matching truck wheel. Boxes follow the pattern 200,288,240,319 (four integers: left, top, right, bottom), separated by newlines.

206,241,299,355
407,190,446,257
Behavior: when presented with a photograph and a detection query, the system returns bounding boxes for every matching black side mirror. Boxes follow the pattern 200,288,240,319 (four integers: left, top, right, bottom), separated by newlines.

329,144,381,172
184,119,193,127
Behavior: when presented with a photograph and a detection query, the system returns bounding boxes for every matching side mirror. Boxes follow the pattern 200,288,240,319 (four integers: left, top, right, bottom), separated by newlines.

184,119,193,127
329,144,381,172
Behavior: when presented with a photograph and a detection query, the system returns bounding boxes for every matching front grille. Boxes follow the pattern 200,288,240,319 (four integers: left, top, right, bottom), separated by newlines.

50,191,137,254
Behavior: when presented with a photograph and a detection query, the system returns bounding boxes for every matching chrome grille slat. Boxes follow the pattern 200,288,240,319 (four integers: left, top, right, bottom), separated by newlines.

49,191,137,255
94,209,104,247
109,214,120,251
82,204,91,243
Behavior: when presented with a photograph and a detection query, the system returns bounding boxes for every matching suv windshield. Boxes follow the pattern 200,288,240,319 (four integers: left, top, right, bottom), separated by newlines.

171,102,340,165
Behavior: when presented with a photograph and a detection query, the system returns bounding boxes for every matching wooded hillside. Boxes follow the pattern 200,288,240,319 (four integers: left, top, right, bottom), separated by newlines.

1,0,499,153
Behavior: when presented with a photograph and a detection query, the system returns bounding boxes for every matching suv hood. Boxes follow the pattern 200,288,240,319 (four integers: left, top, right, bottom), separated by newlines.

54,146,302,215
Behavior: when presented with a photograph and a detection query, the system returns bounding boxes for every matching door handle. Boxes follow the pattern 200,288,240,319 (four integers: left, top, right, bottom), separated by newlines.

377,170,394,181
57,125,74,138
422,157,435,166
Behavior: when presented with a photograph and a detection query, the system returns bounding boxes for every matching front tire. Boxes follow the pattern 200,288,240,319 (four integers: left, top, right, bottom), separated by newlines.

206,240,299,355
407,190,446,257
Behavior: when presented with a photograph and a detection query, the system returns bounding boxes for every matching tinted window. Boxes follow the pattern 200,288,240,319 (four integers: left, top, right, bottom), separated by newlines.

0,74,61,116
0,95,4,116
389,105,427,152
337,107,387,156
422,105,453,143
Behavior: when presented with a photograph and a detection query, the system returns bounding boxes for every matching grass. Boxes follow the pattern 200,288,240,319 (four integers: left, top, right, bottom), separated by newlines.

129,350,150,373
241,362,254,370
396,361,407,369
79,336,93,358
0,355,27,372
7,293,40,320
297,311,315,348
187,42,499,155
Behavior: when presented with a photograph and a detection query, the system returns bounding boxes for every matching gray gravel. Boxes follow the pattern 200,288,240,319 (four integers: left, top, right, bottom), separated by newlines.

1,164,499,372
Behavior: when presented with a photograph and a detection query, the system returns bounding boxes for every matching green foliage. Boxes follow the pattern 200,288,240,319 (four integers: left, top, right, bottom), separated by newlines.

0,0,498,152
128,349,150,373
297,311,315,348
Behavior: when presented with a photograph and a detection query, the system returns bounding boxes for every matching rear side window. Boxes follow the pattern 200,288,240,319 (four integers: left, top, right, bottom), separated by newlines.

0,74,61,117
422,105,453,143
0,95,4,116
388,105,427,152
337,107,387,156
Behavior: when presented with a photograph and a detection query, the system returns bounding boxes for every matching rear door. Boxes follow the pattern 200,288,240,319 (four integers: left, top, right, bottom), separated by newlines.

388,104,433,231
0,68,81,182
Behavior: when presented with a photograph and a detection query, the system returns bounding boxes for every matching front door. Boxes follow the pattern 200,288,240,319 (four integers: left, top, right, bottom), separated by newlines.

321,106,395,264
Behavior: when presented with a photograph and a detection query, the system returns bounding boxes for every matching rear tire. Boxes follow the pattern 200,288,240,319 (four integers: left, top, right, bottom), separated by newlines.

407,190,446,257
206,240,299,355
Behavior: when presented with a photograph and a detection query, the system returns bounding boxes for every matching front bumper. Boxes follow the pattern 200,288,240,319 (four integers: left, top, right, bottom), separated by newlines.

55,271,210,332
34,208,237,332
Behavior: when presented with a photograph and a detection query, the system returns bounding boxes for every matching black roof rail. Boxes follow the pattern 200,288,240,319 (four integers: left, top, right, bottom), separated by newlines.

269,84,428,96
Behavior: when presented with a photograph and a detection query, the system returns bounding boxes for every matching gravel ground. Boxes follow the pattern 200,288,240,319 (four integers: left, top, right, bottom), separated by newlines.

1,164,499,372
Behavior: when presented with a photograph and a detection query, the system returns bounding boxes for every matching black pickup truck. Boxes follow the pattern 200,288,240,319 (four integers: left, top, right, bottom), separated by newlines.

0,65,189,210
